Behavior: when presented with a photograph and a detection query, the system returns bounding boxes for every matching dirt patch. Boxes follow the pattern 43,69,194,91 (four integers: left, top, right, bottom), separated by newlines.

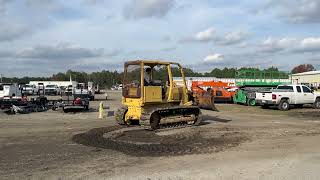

72,126,249,157
289,110,320,119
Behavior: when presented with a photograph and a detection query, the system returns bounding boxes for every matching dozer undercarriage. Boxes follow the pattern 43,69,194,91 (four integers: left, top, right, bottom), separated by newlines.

116,105,202,130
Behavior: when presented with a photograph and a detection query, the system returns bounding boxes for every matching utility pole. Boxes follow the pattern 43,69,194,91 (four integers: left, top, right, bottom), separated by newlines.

0,74,3,83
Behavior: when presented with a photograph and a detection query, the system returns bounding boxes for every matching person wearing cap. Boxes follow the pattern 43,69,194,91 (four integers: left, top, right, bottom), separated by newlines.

144,67,152,86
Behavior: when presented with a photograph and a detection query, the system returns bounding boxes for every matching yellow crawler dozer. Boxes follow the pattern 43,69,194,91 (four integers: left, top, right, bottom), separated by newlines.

115,60,204,130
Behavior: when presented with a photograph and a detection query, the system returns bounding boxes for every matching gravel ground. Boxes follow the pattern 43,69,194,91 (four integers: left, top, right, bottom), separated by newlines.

1,90,320,179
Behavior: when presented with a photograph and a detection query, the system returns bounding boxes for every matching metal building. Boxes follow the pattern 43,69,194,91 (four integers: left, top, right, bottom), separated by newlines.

29,81,78,88
291,71,320,89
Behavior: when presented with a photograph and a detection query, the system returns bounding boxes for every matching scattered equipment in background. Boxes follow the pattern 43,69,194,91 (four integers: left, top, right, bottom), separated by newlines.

191,81,237,103
233,70,291,106
51,87,89,113
0,96,48,114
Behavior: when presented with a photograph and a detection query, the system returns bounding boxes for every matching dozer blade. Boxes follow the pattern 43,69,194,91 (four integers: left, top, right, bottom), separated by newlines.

197,93,218,111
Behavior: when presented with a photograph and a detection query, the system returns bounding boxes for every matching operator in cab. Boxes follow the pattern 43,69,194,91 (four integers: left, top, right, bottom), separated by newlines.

144,67,152,86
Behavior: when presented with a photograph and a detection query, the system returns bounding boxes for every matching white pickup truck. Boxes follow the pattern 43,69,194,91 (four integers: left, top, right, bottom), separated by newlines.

256,85,320,110
22,84,38,95
74,83,95,101
45,85,61,95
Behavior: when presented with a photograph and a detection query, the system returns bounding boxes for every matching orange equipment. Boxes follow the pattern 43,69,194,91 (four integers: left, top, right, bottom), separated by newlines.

191,81,237,103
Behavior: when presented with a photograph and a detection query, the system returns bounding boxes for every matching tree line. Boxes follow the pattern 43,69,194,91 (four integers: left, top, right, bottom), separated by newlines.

1,64,316,88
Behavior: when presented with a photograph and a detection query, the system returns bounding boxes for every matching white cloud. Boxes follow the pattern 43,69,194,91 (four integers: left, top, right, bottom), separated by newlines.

16,43,104,60
204,54,224,62
123,0,175,19
286,0,320,23
195,27,216,42
299,37,320,52
182,27,247,46
259,37,297,53
192,52,275,72
265,0,320,23
216,31,248,45
254,36,320,54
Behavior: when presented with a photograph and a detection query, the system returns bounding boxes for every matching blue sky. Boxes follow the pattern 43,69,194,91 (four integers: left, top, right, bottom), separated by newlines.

0,0,320,77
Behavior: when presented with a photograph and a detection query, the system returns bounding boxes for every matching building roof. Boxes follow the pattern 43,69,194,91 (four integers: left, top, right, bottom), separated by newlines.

292,70,320,76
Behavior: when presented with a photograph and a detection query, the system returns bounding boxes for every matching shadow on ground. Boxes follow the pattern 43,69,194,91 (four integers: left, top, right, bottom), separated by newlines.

199,115,232,126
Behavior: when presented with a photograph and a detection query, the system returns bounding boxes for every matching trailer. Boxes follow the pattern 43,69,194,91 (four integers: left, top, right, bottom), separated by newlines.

0,83,22,98
51,97,89,113
0,96,48,114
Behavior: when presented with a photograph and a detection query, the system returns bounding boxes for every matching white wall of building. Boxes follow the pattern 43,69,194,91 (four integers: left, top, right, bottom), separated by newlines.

29,81,78,88
291,71,320,88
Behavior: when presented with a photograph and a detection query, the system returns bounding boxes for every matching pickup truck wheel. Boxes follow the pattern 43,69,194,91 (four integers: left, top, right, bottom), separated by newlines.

313,98,320,109
278,99,290,111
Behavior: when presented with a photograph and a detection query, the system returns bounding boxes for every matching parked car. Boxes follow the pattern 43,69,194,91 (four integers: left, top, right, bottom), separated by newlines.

59,86,67,94
37,83,45,95
74,83,95,101
111,84,122,90
65,85,73,96
88,82,95,94
22,84,38,95
256,85,320,110
94,84,101,94
45,85,61,95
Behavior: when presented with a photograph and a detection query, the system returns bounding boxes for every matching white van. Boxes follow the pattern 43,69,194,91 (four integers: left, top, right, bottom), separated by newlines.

0,83,22,98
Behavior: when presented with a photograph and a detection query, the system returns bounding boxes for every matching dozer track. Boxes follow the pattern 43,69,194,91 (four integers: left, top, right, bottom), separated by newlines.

115,105,202,130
